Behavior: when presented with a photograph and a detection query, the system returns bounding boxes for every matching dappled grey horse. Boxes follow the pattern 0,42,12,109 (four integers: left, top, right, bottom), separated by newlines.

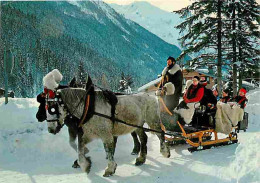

36,92,143,168
46,88,170,177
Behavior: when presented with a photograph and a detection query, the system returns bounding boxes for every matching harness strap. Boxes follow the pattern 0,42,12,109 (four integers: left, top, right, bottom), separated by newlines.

159,97,173,116
79,94,90,127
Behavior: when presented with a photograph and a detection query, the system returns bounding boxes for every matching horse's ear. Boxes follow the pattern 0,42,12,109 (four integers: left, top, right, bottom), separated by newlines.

85,74,93,91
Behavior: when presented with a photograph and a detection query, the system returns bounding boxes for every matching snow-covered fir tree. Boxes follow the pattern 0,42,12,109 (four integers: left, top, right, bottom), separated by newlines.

175,0,259,93
223,0,259,95
174,0,225,92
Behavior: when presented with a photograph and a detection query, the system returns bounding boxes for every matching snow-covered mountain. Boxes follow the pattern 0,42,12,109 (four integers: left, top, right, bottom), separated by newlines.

110,1,183,48
1,1,189,96
0,89,259,182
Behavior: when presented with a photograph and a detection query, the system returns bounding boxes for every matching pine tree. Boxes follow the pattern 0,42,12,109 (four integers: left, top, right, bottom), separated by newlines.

174,0,225,92
174,0,259,93
224,0,259,95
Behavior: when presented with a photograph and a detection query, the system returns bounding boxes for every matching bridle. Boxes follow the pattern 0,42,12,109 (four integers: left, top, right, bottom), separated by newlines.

44,88,63,122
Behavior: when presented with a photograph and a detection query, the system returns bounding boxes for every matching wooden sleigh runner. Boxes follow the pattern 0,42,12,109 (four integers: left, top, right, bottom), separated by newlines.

159,97,249,153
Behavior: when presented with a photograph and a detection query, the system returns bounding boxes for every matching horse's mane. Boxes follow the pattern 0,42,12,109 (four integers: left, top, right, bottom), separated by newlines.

59,88,88,119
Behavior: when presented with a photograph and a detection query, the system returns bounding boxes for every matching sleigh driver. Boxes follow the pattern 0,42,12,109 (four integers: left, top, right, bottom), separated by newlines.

156,56,183,111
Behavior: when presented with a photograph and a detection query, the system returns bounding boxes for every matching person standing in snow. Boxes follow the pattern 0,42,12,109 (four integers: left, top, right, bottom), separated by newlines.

156,56,183,111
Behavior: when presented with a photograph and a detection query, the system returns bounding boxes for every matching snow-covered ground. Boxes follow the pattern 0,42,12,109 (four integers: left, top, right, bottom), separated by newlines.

0,89,259,183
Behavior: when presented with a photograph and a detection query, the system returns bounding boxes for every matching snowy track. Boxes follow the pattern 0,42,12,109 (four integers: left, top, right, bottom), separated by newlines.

0,89,259,183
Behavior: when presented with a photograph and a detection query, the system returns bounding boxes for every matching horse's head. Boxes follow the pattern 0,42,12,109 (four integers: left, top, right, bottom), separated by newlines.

44,89,67,134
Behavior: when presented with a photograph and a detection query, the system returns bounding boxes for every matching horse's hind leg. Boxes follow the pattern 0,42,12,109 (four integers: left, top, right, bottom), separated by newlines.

102,136,117,177
104,136,118,159
78,131,91,173
157,131,170,158
131,131,141,155
135,129,147,166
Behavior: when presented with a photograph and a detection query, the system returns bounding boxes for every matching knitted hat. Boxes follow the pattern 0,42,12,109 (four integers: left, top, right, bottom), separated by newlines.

239,88,247,95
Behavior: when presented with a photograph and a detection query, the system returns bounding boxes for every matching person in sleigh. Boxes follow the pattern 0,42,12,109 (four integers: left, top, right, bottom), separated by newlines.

174,76,205,125
231,88,248,109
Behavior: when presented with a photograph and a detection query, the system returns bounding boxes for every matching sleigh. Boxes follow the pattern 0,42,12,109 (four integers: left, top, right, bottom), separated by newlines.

161,100,249,153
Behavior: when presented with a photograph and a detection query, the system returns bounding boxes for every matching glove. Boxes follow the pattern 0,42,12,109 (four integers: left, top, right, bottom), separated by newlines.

177,101,190,110
184,98,190,103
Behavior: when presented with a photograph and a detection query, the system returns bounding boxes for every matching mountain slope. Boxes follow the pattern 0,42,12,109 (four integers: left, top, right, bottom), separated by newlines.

0,1,187,96
110,1,183,47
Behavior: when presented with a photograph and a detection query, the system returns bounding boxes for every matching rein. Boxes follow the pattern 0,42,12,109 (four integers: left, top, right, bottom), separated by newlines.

92,111,184,138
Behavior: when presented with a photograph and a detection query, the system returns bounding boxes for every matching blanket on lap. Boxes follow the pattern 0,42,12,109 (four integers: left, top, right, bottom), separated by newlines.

174,102,199,124
215,102,244,134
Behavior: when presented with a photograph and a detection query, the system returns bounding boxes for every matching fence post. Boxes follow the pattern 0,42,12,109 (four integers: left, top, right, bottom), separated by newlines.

4,48,8,104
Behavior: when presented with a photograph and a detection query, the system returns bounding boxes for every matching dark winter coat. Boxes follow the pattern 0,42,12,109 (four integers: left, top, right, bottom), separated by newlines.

200,86,217,106
220,96,231,103
159,64,183,111
159,64,183,98
232,96,248,109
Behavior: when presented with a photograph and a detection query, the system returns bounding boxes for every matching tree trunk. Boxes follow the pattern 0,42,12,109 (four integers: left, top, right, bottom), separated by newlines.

217,0,223,94
232,0,237,97
238,4,243,89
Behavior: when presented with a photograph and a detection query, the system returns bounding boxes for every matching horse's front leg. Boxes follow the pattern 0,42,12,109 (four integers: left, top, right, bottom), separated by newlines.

78,131,91,173
102,136,117,177
68,127,81,168
135,129,147,166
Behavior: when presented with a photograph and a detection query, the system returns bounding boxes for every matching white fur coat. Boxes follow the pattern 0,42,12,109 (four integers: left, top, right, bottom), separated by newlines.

162,64,181,76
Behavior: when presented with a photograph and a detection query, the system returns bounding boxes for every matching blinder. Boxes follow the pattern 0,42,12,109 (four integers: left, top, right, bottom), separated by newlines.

44,89,63,123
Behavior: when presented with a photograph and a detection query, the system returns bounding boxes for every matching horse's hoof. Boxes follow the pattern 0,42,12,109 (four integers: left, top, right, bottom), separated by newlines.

131,151,139,155
103,171,113,177
135,157,146,166
103,162,117,177
72,160,80,168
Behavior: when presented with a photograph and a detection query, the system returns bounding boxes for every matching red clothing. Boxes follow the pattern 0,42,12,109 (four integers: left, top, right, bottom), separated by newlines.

184,85,204,103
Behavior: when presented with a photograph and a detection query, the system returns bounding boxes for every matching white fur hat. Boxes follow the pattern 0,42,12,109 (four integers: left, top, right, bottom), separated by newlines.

43,69,63,90
164,82,175,95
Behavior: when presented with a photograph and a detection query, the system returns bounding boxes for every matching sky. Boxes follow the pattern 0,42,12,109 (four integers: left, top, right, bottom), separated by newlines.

104,0,260,12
